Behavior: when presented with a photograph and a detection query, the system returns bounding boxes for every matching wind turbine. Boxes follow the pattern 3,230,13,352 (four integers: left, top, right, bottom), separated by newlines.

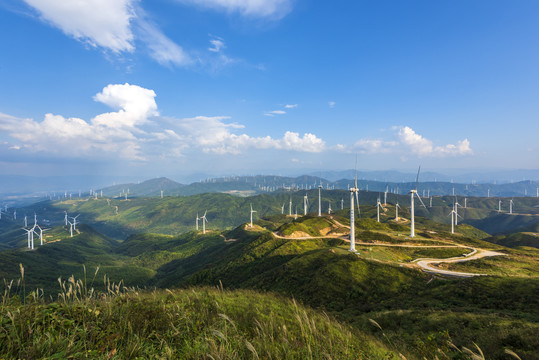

409,166,428,238
201,211,208,234
196,213,199,231
294,206,298,220
281,202,285,215
328,201,332,215
64,211,68,226
341,198,344,210
289,197,292,216
318,181,322,217
448,204,461,234
67,220,74,237
250,204,256,228
23,227,33,249
376,197,385,223
395,202,401,222
70,215,80,231
24,215,27,227
498,200,502,212
303,194,309,216
161,190,164,199
509,199,514,214
384,186,388,205
349,157,360,252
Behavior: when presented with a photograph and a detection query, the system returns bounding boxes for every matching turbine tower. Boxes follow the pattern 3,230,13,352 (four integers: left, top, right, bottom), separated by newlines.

349,157,360,252
395,202,400,222
250,204,257,228
376,197,384,223
303,194,309,216
289,197,292,216
498,200,502,212
341,198,344,210
409,166,428,238
281,203,285,215
509,199,514,214
201,211,208,234
70,215,80,231
318,182,322,217
328,201,332,215
23,227,34,249
196,213,199,231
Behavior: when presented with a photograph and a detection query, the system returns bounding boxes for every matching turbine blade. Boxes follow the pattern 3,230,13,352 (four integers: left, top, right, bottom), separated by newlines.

415,165,421,190
416,193,429,212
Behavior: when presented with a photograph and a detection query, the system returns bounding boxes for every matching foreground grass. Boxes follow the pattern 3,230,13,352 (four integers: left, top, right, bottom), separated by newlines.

0,277,394,359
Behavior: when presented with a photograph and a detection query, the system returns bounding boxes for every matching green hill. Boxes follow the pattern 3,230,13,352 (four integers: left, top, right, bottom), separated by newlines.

0,285,394,359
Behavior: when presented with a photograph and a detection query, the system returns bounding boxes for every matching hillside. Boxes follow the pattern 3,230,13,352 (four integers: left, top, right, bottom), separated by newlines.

1,199,538,359
0,285,394,359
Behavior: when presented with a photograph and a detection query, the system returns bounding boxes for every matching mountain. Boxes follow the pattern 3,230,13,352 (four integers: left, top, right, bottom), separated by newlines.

1,214,537,359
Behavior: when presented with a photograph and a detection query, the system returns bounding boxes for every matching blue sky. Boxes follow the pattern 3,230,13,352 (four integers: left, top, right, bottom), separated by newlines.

0,0,538,179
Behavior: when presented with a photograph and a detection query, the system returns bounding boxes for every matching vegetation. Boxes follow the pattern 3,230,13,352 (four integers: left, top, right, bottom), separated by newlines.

0,271,394,359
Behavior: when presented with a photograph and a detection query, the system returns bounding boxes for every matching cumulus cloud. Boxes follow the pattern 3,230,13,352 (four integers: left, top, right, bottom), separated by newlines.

348,126,472,157
0,83,159,160
23,0,136,53
284,104,298,109
177,0,293,19
0,84,326,162
174,116,325,154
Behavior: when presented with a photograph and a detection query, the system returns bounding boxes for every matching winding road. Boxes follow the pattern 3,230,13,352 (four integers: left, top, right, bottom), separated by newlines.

270,218,506,278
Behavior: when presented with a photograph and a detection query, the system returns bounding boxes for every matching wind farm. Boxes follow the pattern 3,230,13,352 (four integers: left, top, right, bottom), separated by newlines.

1,0,539,358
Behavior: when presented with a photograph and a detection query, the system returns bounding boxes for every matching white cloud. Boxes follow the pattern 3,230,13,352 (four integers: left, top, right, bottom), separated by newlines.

136,18,193,67
284,104,298,109
0,83,160,160
0,84,326,162
177,0,293,19
266,110,286,116
328,101,336,108
174,116,325,154
348,126,473,157
208,38,225,52
23,0,136,53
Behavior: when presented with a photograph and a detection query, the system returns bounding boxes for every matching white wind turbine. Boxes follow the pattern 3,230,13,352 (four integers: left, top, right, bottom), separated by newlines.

376,196,385,223
196,213,199,231
294,206,298,220
318,181,322,217
64,211,68,226
23,227,34,249
289,197,292,216
250,203,257,228
328,201,332,215
70,215,80,231
303,194,309,216
409,166,428,238
498,200,502,212
384,186,388,205
161,190,164,199
281,202,285,215
67,220,74,237
341,198,344,210
448,203,461,234
201,211,208,234
509,199,514,214
24,215,27,227
395,202,401,222
349,158,360,252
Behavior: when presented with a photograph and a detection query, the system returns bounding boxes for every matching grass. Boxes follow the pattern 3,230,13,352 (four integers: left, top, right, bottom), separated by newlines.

0,270,395,359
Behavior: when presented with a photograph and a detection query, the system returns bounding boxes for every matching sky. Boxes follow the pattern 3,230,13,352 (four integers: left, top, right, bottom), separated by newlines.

0,0,538,180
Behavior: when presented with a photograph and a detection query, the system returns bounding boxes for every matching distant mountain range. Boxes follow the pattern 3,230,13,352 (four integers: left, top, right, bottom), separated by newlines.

2,172,539,201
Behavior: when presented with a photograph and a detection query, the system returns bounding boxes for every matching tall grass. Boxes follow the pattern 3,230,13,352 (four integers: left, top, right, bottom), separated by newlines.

1,267,395,359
